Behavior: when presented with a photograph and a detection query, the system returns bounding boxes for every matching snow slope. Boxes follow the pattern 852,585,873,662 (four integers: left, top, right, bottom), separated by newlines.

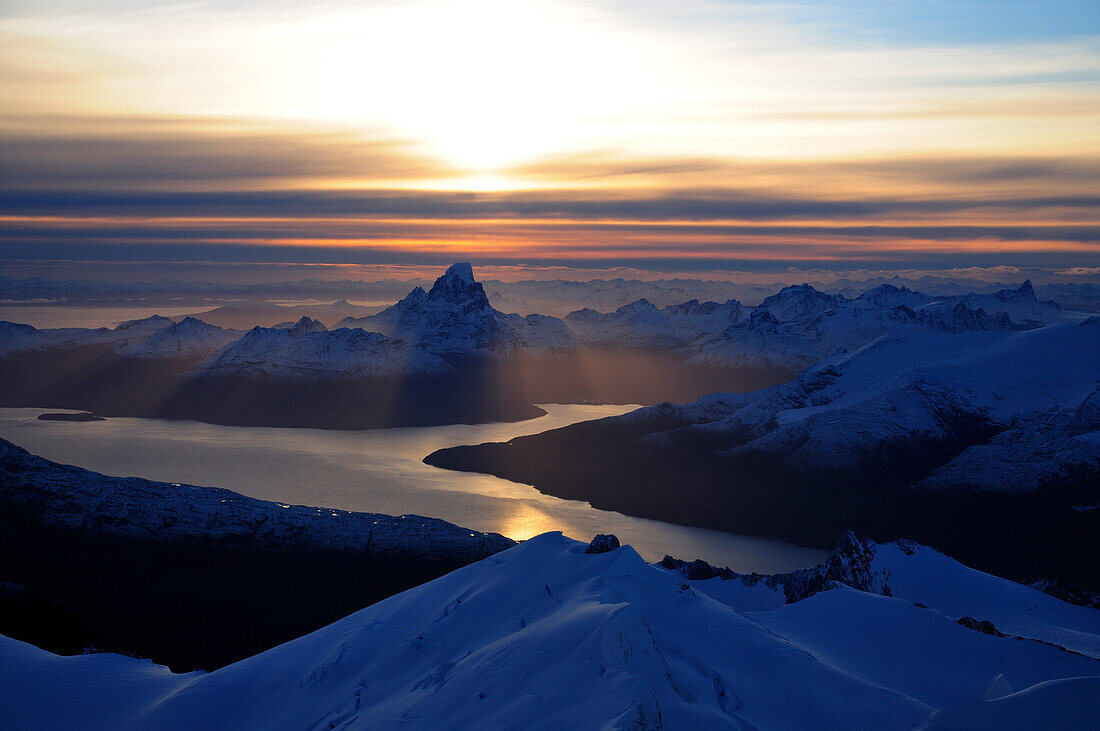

559,282,1031,373
2,532,1096,729
114,317,240,359
688,285,1021,371
759,283,846,321
946,280,1067,326
646,317,1100,494
423,317,1099,585
0,316,173,358
199,317,449,378
663,530,1100,658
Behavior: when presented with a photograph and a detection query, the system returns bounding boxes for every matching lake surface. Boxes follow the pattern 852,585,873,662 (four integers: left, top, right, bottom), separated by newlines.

0,405,826,572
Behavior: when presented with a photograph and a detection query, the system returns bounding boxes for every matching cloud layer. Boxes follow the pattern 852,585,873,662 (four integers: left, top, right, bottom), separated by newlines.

0,0,1097,270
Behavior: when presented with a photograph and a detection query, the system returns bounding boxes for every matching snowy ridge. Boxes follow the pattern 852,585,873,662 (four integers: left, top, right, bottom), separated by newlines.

660,530,1100,658
564,298,745,348
759,283,846,321
2,531,1097,729
0,316,174,358
115,317,240,359
945,279,1066,326
689,288,1022,371
199,317,450,378
1,272,1083,382
642,318,1100,493
0,438,512,562
559,281,1035,372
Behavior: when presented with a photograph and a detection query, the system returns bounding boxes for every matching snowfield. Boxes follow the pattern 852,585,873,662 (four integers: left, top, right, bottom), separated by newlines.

1,532,1097,729
200,317,451,378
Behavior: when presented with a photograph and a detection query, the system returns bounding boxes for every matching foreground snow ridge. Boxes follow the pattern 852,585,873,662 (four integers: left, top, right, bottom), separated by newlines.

3,533,1098,730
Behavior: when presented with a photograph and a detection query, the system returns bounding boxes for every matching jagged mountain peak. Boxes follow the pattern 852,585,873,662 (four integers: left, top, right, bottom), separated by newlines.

172,316,219,331
289,316,327,334
115,315,173,331
760,284,844,321
443,262,475,284
345,264,573,358
426,263,490,309
855,283,934,310
615,298,658,315
1007,280,1034,301
115,316,237,359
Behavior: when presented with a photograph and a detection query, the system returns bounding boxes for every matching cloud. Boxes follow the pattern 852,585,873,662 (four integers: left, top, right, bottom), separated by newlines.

2,188,1096,221
1,1,1097,272
507,151,1100,197
0,116,455,189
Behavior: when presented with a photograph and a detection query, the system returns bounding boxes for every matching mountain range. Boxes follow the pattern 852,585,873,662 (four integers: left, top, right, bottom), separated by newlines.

0,264,1084,430
427,317,1100,585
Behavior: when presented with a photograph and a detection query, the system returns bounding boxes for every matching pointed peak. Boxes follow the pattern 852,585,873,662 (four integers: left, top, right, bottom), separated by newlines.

427,263,490,308
289,316,327,334
615,299,658,314
1017,279,1035,296
443,262,475,284
115,315,173,331
764,283,824,301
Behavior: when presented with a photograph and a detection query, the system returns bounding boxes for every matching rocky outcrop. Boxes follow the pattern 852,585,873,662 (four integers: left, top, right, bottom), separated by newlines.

661,530,892,603
585,534,621,554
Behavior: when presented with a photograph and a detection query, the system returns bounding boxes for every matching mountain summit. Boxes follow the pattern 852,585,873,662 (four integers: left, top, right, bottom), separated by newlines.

339,263,574,359
424,262,493,315
441,262,475,285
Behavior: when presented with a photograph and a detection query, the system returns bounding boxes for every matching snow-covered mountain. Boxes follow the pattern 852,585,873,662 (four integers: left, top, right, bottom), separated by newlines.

3,531,1096,729
557,281,1041,373
852,282,935,310
671,317,1100,492
690,291,1021,371
199,317,449,378
0,438,511,561
758,283,846,322
0,272,1090,429
337,263,575,360
0,274,1076,382
427,318,1100,583
179,299,385,330
0,438,515,669
945,280,1066,326
115,317,240,359
565,298,745,348
0,315,174,358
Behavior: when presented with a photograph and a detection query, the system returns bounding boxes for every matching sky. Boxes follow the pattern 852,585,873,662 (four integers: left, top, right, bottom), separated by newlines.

1,0,1098,274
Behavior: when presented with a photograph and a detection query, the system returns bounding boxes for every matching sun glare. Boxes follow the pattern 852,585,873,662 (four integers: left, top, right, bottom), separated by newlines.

301,0,651,171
